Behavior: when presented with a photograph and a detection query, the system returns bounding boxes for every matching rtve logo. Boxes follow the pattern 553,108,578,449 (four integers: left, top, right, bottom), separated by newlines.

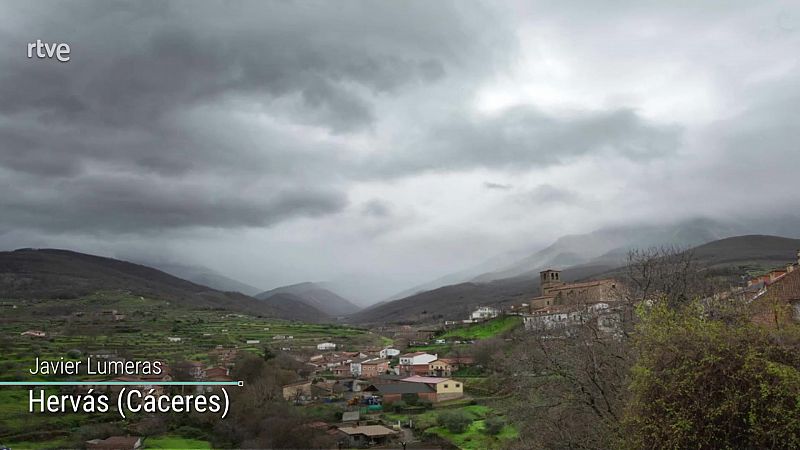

27,40,71,62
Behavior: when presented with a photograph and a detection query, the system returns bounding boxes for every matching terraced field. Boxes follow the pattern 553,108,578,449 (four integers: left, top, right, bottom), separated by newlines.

0,291,383,448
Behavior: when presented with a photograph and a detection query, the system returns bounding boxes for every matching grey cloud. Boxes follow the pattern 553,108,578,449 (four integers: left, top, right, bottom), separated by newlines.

0,170,346,233
0,2,497,130
484,182,512,190
0,1,512,234
373,107,681,176
518,184,584,206
362,199,392,218
1,0,798,303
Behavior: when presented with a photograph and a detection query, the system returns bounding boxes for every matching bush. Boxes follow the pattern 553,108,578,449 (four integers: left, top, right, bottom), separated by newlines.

392,400,407,412
418,400,433,410
437,410,473,434
484,415,506,435
401,393,419,405
413,414,437,431
623,301,800,449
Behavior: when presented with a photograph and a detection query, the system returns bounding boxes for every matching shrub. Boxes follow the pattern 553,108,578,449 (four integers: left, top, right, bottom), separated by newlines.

413,414,437,431
623,301,800,449
484,415,506,435
437,410,473,434
392,400,407,412
401,393,419,405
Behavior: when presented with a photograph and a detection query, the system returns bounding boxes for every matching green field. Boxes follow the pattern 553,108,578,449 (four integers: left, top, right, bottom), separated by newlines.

427,418,519,450
384,404,518,449
440,316,522,340
405,316,522,354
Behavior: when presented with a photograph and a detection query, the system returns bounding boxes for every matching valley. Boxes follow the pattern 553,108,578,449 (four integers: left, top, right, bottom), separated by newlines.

1,233,800,449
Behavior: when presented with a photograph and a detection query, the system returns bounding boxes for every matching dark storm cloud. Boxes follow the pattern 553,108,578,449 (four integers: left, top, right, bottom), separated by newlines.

0,169,346,232
0,0,797,302
0,3,458,131
0,1,509,233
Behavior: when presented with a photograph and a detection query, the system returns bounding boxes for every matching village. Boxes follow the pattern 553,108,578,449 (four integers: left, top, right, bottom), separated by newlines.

5,249,800,449
3,285,516,449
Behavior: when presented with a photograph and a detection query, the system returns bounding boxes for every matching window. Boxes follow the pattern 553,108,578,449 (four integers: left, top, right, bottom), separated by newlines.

456,383,461,388
444,384,449,388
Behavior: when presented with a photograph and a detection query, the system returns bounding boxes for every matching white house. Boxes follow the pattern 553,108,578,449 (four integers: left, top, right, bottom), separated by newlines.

379,348,400,359
399,352,438,366
246,339,261,344
317,342,337,350
470,306,500,321
350,358,364,376
167,337,182,343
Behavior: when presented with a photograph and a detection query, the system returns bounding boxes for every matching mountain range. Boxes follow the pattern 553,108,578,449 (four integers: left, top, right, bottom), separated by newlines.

148,262,263,296
256,282,361,317
3,218,799,326
349,234,800,324
388,216,800,300
0,248,324,322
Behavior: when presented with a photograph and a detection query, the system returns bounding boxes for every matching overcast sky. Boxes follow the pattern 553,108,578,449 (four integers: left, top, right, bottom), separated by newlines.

1,1,799,302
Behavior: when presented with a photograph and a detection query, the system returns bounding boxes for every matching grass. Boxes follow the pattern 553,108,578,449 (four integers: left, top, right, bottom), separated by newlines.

427,420,519,450
385,403,520,450
382,403,519,449
406,316,522,353
425,406,518,450
440,316,522,340
145,435,212,449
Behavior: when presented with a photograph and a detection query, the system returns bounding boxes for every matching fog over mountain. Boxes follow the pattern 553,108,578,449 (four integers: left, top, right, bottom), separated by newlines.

1,1,800,303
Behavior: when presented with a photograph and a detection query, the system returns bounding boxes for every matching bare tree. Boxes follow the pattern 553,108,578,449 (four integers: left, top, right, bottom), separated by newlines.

625,246,710,308
493,246,714,449
496,316,633,449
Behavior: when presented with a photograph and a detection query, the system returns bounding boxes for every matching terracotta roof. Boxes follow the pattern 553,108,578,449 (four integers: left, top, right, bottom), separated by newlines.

547,279,617,292
361,358,388,366
204,367,228,378
206,375,233,382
